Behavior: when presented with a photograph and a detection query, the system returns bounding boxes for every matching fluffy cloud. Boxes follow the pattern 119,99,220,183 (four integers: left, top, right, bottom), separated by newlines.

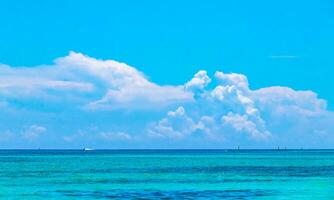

0,52,192,108
57,52,193,109
185,70,211,91
150,70,331,145
214,71,249,90
0,52,333,148
89,85,191,109
253,86,327,116
148,106,197,139
222,112,269,140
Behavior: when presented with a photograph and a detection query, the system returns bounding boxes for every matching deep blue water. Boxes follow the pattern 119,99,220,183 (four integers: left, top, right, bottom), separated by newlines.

0,149,334,199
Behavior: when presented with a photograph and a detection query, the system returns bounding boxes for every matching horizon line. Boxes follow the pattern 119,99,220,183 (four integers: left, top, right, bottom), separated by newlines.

0,148,332,151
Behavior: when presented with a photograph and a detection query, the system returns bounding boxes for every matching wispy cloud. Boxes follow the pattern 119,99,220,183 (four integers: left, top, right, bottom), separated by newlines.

21,125,46,140
268,55,299,59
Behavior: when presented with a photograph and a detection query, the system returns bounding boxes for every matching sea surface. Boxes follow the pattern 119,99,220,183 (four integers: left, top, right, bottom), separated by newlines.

0,149,333,199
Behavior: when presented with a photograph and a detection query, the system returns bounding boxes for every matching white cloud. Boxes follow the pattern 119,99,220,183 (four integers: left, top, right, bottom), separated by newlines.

56,52,193,108
149,70,332,143
63,127,133,143
253,86,327,116
0,61,94,98
54,51,151,88
89,85,192,110
214,71,249,90
148,106,197,139
222,112,270,139
185,70,211,91
21,125,46,140
63,130,87,142
0,51,192,109
100,132,132,140
0,52,333,147
269,55,298,59
0,77,93,91
0,77,94,98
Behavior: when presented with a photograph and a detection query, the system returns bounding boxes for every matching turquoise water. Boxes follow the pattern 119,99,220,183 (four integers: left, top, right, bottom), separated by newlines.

0,150,334,199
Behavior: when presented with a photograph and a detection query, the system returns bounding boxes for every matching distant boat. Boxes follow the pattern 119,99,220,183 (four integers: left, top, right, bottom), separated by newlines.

83,148,93,151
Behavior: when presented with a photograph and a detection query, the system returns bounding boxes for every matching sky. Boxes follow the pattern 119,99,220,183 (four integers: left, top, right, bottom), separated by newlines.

0,0,334,149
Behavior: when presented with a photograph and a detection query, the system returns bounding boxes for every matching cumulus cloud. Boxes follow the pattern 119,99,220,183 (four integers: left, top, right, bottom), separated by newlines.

0,52,332,147
56,52,193,108
185,70,211,91
0,52,192,109
149,69,331,144
148,106,227,142
253,86,327,116
89,85,192,109
222,112,270,139
214,71,249,90
148,106,197,139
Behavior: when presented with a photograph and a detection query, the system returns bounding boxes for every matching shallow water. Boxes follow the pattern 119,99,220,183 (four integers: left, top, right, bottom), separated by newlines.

0,149,333,199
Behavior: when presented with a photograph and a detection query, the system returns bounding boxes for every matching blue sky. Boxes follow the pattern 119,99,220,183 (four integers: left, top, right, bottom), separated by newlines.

0,0,334,148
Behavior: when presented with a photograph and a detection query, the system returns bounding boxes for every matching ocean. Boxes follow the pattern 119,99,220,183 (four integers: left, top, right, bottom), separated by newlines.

0,149,333,199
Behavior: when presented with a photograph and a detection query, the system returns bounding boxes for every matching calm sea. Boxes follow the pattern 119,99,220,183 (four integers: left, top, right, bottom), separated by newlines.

0,149,333,199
